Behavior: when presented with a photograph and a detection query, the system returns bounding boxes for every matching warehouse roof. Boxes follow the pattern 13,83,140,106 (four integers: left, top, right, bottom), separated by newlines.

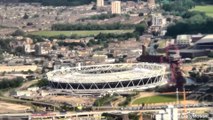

196,34,213,44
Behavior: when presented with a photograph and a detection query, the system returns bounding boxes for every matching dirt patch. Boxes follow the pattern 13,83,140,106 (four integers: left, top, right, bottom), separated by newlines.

0,101,31,113
41,95,96,106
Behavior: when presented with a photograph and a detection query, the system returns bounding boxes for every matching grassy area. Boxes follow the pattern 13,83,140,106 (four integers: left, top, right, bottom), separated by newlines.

158,40,167,48
132,94,183,105
191,5,213,17
29,30,134,37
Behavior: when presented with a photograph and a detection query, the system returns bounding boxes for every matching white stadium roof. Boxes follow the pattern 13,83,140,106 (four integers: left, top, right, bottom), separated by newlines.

47,63,166,84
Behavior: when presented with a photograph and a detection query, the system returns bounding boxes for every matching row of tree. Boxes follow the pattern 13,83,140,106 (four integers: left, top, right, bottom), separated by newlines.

0,77,24,89
95,32,137,41
47,23,146,48
57,23,145,47
57,33,137,49
51,23,135,31
79,14,119,21
161,0,195,15
58,41,86,49
56,32,139,49
193,0,213,4
87,32,138,47
166,11,213,37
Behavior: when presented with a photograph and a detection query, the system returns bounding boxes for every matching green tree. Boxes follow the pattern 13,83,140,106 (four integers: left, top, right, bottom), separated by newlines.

51,23,134,31
37,78,49,87
84,13,118,20
27,69,34,74
162,0,195,15
0,77,24,89
0,39,13,53
23,13,29,19
26,35,45,43
166,11,213,37
15,46,24,55
12,29,25,36
134,24,146,35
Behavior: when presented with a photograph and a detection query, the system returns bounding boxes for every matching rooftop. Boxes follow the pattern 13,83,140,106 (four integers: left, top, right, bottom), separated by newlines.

169,49,207,53
196,34,213,44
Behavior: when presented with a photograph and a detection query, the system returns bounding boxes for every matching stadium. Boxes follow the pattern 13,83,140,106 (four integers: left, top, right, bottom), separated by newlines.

46,63,167,94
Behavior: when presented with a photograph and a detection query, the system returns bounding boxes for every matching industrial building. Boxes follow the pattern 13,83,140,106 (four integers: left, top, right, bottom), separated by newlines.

169,49,210,59
46,63,166,94
195,34,213,49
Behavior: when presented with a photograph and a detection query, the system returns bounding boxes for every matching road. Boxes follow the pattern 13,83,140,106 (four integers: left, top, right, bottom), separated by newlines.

19,79,39,90
0,96,59,109
0,103,212,119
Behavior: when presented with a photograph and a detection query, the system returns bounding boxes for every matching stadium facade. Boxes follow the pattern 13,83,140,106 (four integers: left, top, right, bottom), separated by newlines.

46,63,167,94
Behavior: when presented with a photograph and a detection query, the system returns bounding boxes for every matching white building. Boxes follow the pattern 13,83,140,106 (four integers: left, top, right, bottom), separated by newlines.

155,106,178,120
176,35,192,46
156,111,170,120
27,87,39,92
24,44,31,53
24,44,35,53
37,46,48,55
105,58,116,63
35,43,51,55
152,14,166,27
96,0,104,7
15,91,32,97
111,1,121,14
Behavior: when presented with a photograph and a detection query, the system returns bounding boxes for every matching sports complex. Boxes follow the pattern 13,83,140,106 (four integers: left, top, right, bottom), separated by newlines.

46,63,167,94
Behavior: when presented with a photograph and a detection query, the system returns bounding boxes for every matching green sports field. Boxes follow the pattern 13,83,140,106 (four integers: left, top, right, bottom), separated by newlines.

191,5,213,17
29,30,134,37
132,94,183,104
